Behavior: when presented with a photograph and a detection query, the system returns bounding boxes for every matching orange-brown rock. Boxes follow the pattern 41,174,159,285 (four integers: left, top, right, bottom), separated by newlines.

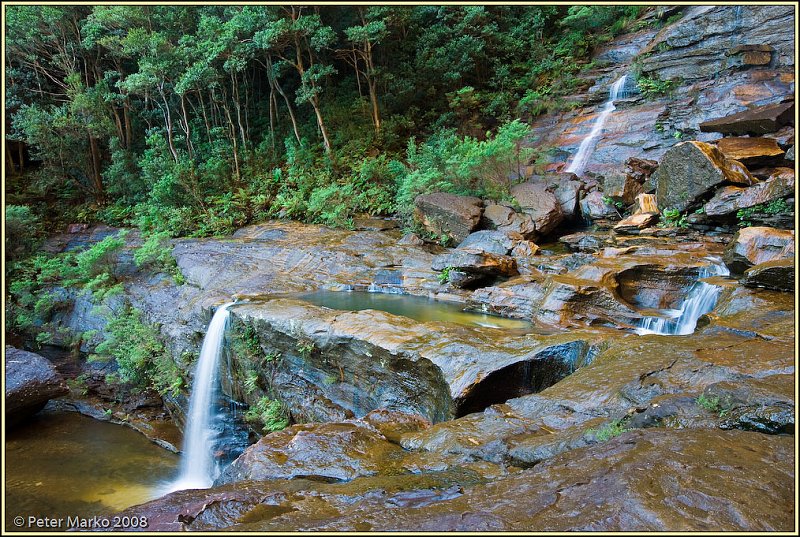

716,136,784,166
699,101,795,135
723,226,794,273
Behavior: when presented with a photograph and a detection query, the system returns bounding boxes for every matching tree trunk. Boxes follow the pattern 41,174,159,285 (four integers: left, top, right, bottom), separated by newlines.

88,135,105,202
6,143,17,175
268,55,301,144
310,95,332,154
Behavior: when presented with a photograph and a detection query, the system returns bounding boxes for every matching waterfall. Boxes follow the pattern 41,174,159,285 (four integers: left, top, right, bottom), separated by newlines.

635,260,730,336
566,75,628,176
168,302,233,491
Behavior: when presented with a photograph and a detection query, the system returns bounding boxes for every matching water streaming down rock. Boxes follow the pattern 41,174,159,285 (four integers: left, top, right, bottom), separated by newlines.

635,260,730,336
169,302,233,491
565,75,629,176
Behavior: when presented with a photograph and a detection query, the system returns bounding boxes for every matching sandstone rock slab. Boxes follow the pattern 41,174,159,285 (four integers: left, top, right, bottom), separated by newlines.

699,101,794,135
742,259,794,292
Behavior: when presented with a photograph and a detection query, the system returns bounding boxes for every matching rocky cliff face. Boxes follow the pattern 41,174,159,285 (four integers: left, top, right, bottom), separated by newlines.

530,5,794,179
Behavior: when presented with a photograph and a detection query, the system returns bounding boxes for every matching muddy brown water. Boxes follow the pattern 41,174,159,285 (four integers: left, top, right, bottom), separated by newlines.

5,411,178,532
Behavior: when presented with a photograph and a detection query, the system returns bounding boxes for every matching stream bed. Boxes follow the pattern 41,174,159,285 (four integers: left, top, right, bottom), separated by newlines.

5,411,178,532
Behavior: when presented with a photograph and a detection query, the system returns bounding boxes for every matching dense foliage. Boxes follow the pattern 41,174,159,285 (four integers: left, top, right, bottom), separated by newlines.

6,5,648,237
5,5,648,391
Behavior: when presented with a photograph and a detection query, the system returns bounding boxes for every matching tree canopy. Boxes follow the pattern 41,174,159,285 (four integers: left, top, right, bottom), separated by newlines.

5,5,647,235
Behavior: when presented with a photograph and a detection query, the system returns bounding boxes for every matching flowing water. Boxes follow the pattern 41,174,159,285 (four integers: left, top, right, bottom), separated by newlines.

168,303,233,492
5,411,178,532
298,291,537,331
566,75,628,176
635,260,731,336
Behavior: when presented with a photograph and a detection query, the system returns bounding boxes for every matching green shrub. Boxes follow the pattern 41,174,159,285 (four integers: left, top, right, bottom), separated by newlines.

437,266,454,284
5,205,43,260
91,305,184,396
637,75,678,99
395,119,533,223
589,419,628,442
658,208,689,228
736,198,791,227
134,231,185,284
696,393,732,417
244,396,290,433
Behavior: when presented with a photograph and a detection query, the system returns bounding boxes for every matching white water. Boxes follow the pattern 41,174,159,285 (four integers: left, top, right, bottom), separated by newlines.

566,75,628,176
635,260,730,336
168,302,233,491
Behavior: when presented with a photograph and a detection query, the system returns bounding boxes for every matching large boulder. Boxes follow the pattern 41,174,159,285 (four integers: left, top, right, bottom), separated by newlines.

699,101,795,136
603,172,643,206
741,260,794,292
580,190,618,220
546,174,584,220
652,141,756,212
723,226,795,274
704,167,794,216
715,136,785,167
5,347,69,427
216,420,403,484
510,182,565,237
482,204,536,238
414,193,483,244
456,230,518,255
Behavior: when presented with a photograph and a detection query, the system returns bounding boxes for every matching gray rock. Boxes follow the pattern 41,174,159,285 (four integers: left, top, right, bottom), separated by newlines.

414,193,483,244
704,167,794,216
742,259,794,292
482,204,536,239
5,347,68,427
580,191,618,220
510,182,564,237
653,141,756,213
457,230,519,255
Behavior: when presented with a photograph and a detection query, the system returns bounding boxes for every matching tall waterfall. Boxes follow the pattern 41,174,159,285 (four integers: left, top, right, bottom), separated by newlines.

565,75,628,176
635,260,730,336
169,303,233,491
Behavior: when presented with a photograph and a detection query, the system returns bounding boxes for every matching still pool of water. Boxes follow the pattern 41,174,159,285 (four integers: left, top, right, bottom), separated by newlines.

5,411,179,532
298,291,536,331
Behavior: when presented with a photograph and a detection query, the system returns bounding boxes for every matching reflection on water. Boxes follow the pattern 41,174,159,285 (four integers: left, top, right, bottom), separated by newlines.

298,291,534,331
5,411,178,532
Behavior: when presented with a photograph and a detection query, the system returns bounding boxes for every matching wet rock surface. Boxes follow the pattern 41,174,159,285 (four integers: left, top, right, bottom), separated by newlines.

722,226,795,273
216,420,405,484
700,101,795,136
741,259,794,292
5,347,69,427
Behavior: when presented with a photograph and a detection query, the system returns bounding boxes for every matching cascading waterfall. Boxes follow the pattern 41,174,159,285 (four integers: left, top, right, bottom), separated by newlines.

168,302,233,491
566,75,628,176
635,260,730,336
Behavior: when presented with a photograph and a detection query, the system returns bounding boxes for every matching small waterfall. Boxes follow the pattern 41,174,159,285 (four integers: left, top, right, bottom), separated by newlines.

169,302,233,491
635,260,730,336
566,75,628,176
